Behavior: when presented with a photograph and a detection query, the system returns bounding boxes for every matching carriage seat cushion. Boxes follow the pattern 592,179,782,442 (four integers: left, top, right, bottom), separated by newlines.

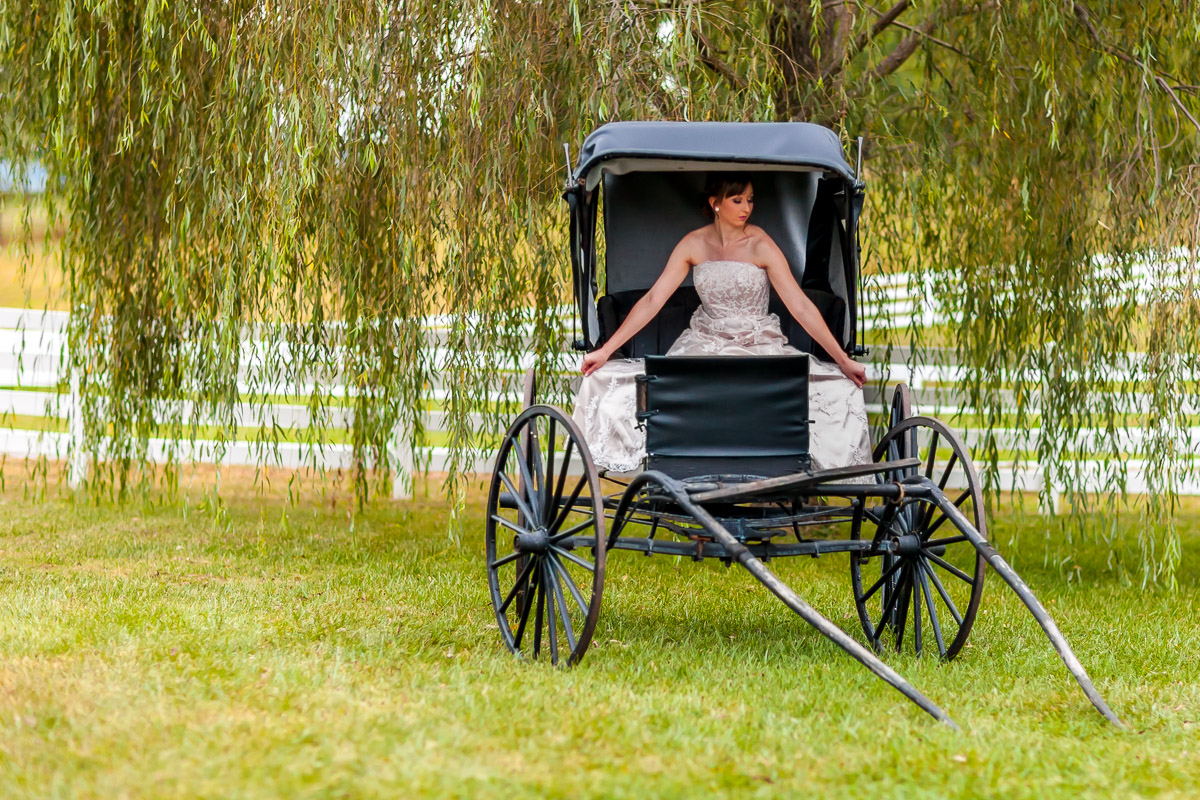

596,286,848,360
596,286,701,358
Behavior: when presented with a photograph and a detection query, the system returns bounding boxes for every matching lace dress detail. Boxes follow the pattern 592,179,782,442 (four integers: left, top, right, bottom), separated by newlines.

573,260,871,475
667,260,793,356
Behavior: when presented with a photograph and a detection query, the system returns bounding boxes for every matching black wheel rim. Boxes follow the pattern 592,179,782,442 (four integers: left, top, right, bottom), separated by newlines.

850,415,986,660
889,383,913,429
486,405,605,666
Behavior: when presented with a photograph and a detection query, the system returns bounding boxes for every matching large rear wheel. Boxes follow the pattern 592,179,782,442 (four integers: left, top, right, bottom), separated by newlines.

850,415,986,659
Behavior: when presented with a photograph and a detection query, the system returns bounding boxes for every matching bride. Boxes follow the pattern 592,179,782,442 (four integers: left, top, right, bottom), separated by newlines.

573,172,872,474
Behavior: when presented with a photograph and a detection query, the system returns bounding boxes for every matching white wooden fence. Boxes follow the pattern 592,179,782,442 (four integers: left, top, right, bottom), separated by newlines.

4,265,1200,503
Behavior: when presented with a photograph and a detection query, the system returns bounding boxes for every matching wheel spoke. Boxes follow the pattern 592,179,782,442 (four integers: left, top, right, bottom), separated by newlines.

937,451,960,492
543,419,557,527
925,490,972,538
873,571,905,641
549,544,594,572
498,470,538,529
913,567,923,655
859,556,904,604
923,534,970,548
925,550,976,586
549,553,590,616
921,453,960,534
550,517,595,544
490,548,525,570
491,513,532,538
513,430,543,525
549,437,575,523
918,561,947,657
893,567,912,650
544,561,558,664
532,566,546,657
512,559,538,650
924,430,940,479
528,422,547,526
886,437,901,482
921,558,964,625
546,558,578,653
498,557,536,614
549,475,588,536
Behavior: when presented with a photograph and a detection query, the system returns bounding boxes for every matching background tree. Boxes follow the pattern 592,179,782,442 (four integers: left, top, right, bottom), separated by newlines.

1,0,1197,580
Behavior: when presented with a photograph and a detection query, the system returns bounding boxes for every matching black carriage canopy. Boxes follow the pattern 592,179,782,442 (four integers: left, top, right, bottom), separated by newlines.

564,121,865,360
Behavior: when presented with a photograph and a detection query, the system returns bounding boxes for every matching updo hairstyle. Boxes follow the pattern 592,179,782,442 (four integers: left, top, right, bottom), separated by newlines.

702,172,753,220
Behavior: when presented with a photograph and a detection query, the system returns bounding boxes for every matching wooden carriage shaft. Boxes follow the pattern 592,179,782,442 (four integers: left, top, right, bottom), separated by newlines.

613,471,961,729
923,482,1125,728
601,471,1123,728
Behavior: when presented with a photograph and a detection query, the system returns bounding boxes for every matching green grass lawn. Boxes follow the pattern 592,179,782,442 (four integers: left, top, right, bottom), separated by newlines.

0,478,1198,798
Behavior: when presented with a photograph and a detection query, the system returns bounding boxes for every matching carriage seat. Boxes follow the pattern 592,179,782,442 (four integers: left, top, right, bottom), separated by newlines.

596,286,701,358
596,285,848,361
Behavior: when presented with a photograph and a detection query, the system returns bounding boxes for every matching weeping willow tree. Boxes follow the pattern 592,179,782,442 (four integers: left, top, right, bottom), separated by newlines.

2,1,1197,579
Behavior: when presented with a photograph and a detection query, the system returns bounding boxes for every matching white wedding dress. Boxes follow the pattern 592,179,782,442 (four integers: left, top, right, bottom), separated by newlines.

573,259,872,474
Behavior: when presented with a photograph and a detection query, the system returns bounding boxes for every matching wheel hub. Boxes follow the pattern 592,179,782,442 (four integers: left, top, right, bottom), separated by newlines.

514,529,550,554
891,533,922,557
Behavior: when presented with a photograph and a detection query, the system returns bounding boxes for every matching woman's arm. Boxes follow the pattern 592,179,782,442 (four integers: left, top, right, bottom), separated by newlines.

581,237,695,375
758,236,867,388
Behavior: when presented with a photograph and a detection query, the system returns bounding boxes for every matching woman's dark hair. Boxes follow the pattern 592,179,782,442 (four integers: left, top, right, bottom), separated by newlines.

702,172,753,219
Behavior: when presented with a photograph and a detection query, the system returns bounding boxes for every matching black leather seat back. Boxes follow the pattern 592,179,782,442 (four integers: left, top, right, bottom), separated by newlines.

596,287,701,358
639,355,810,480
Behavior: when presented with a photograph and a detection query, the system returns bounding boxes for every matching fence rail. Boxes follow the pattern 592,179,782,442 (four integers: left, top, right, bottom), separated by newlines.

4,267,1198,504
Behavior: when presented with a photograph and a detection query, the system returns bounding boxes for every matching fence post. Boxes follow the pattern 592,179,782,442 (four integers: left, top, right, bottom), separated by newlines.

67,361,87,490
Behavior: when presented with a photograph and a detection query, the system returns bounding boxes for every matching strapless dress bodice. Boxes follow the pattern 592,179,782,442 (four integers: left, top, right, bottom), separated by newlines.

666,259,792,357
692,260,771,319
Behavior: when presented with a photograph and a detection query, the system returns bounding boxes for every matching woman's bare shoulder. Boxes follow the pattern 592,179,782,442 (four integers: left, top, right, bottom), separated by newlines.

681,226,714,244
745,224,776,244
673,227,713,257
747,225,783,254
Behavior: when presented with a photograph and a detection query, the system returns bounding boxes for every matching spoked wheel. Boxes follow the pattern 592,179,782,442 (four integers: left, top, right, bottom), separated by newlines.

486,405,605,666
890,382,913,427
521,366,538,409
851,416,986,659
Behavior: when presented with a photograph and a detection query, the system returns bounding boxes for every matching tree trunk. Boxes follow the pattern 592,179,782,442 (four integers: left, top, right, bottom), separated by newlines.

768,0,853,123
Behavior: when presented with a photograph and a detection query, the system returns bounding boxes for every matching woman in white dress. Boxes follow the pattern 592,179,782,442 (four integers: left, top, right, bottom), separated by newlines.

574,173,872,474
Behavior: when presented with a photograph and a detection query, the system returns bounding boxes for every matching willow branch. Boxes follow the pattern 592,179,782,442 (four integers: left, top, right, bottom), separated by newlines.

692,27,748,89
865,1,959,83
884,15,978,60
843,0,909,65
1072,1,1200,134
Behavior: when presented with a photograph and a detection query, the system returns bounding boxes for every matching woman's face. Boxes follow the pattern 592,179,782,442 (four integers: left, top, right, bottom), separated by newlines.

711,184,754,225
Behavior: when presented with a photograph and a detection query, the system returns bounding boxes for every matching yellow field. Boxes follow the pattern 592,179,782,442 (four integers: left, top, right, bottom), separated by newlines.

0,200,66,310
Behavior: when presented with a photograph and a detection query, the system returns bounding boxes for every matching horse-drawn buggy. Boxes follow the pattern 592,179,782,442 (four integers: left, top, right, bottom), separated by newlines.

484,121,1120,727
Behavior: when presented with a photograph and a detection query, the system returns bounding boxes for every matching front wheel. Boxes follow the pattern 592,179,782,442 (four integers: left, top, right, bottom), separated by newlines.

485,405,605,666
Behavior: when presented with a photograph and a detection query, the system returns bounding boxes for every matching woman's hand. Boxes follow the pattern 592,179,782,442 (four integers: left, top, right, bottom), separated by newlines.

581,348,611,376
838,358,867,388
